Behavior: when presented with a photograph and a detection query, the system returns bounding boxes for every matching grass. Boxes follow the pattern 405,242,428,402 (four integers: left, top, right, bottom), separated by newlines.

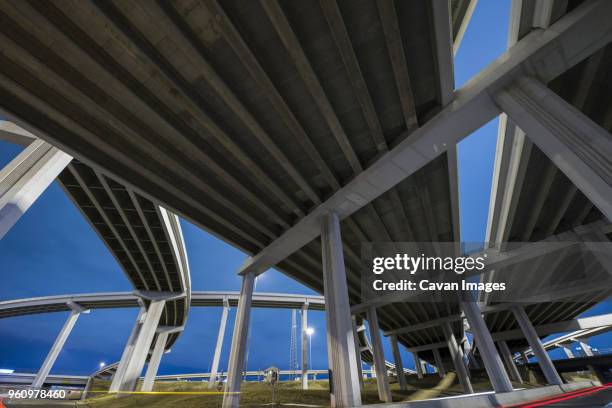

4,373,551,408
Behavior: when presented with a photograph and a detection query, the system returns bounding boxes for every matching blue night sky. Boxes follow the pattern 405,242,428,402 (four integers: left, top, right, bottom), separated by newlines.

0,1,609,378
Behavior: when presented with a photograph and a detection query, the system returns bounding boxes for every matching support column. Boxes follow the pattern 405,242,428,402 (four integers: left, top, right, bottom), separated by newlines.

578,339,594,357
351,316,364,389
413,352,423,379
209,298,230,388
462,300,514,392
463,336,480,369
321,212,362,408
498,340,523,384
441,323,473,394
301,303,309,390
31,302,87,389
110,306,147,392
222,271,255,408
367,306,391,402
432,348,445,377
390,335,407,390
115,299,166,392
521,351,529,364
141,328,172,392
494,75,612,221
560,345,574,359
589,365,607,384
0,139,72,239
512,306,562,385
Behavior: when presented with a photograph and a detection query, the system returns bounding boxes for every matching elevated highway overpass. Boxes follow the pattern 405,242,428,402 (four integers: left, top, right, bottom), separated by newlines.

0,0,611,407
0,291,414,391
0,121,192,392
481,0,612,389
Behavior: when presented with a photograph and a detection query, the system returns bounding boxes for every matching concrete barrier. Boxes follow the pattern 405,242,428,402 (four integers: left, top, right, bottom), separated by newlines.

368,381,598,408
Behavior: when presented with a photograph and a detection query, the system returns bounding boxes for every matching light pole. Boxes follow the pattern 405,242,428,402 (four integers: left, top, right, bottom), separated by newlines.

306,327,314,373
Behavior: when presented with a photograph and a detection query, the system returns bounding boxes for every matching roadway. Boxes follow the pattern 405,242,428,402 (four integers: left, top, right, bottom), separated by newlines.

0,290,413,388
507,384,612,407
0,291,326,318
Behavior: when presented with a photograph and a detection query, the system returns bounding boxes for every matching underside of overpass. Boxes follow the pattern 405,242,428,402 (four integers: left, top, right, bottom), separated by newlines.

482,0,612,358
0,0,611,406
58,161,191,351
0,0,472,356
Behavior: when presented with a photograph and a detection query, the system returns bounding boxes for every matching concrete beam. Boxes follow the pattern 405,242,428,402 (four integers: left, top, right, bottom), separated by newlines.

367,306,391,402
413,352,424,379
209,297,230,389
388,303,612,340
237,0,612,277
511,306,563,385
433,348,446,378
0,139,72,239
453,0,478,56
494,75,612,222
532,0,558,29
0,121,36,146
493,313,612,341
321,213,361,408
431,0,455,106
498,340,523,384
222,271,255,408
384,314,462,336
407,342,448,353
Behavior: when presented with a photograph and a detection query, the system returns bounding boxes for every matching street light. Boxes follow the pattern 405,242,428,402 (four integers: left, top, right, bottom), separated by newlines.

306,327,314,371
